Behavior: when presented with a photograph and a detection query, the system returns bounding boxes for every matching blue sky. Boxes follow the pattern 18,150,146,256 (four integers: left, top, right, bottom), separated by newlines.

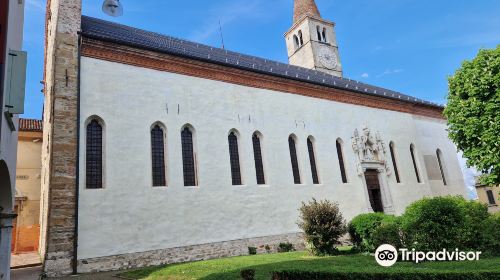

22,0,500,120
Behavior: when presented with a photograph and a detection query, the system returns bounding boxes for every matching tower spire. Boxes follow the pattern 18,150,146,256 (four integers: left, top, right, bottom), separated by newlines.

293,0,321,23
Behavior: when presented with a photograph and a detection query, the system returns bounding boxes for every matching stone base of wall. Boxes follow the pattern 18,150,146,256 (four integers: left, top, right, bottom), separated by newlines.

77,233,305,274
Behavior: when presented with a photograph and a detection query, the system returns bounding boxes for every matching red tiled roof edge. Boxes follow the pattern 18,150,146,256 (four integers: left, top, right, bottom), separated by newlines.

19,118,43,132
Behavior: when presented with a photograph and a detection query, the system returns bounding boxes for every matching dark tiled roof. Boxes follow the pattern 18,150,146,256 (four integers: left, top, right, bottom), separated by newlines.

19,118,43,132
80,16,443,109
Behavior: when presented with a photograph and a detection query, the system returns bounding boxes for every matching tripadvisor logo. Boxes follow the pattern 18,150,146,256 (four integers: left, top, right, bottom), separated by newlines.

375,244,482,267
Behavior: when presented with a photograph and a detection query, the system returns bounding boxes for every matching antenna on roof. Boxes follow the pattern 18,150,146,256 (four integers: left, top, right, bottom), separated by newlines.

218,20,225,49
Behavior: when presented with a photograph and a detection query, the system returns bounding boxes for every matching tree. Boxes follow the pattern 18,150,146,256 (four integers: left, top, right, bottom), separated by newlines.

297,199,347,256
444,45,500,186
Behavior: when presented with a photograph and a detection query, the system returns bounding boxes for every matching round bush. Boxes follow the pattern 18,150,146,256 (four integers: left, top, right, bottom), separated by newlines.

348,213,398,252
401,196,489,251
371,220,402,249
480,212,500,256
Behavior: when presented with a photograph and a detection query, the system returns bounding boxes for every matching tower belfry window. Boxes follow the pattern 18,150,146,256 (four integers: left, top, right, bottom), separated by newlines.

298,30,304,46
316,26,322,41
322,27,327,42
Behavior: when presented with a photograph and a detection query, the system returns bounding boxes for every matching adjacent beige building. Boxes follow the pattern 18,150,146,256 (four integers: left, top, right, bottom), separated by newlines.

12,119,42,254
475,183,499,213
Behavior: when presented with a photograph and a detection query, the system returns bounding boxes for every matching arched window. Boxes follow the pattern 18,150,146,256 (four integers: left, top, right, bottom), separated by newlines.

288,135,301,184
252,132,266,185
298,30,304,46
389,142,400,183
307,137,319,184
410,144,421,183
436,149,447,186
181,126,197,186
322,27,327,42
86,118,103,189
336,139,347,183
151,124,166,187
228,131,242,185
316,26,322,41
293,35,300,50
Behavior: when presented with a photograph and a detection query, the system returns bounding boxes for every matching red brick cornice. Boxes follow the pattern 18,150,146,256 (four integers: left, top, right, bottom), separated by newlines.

81,38,444,120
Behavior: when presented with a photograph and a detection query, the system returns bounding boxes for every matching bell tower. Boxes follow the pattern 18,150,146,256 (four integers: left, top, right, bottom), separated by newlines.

285,0,343,77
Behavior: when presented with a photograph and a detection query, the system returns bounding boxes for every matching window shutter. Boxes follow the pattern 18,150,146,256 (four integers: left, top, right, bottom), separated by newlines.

5,50,27,114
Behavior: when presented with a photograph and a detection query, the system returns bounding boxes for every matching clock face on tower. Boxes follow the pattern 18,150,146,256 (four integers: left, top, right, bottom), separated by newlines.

317,45,338,70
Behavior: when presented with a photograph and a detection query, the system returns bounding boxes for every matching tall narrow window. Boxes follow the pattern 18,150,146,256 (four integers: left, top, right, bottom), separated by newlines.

307,137,319,184
322,27,327,42
436,149,447,186
298,30,304,46
252,132,265,185
410,144,421,183
293,35,299,50
151,125,166,187
288,136,301,184
181,126,197,186
316,26,322,41
486,190,496,205
228,131,242,185
389,142,400,183
86,119,103,189
336,139,347,183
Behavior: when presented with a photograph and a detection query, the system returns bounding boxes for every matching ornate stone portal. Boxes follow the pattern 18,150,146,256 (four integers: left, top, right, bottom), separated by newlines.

352,126,395,213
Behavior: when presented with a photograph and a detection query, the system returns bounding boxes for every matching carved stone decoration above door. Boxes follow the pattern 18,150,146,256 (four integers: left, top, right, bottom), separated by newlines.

352,126,391,176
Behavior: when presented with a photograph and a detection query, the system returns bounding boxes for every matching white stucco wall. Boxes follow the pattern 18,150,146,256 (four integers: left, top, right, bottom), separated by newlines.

78,57,467,259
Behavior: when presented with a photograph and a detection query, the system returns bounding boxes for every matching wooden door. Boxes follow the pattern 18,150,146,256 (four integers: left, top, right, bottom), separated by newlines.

364,170,384,212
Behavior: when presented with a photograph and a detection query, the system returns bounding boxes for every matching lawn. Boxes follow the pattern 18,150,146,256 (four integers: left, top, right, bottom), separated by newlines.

120,250,500,280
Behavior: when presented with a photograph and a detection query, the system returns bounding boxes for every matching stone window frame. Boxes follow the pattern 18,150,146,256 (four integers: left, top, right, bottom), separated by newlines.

84,115,106,189
288,134,302,185
150,121,168,187
389,141,401,183
410,144,422,184
181,124,199,187
228,129,244,186
435,148,447,186
252,131,267,185
336,138,348,183
307,136,320,184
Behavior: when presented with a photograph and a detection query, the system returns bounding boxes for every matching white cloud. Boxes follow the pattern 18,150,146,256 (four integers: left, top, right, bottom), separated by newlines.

361,73,369,78
376,68,404,78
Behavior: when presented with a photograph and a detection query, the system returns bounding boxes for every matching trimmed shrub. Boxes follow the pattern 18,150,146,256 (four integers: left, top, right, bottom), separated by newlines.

277,242,295,253
371,220,402,250
248,246,257,255
400,196,489,251
348,213,398,252
479,212,500,256
297,199,347,256
240,269,255,280
271,271,500,280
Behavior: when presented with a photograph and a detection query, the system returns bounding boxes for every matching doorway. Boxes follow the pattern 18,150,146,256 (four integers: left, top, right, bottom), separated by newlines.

364,169,384,213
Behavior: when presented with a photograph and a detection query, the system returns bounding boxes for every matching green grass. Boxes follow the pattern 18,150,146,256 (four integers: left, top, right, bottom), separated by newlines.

120,249,500,280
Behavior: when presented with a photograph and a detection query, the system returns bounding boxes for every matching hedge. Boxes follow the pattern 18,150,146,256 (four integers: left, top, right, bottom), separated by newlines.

271,271,500,280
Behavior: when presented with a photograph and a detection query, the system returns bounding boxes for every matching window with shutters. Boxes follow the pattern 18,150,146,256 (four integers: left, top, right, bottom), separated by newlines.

181,126,197,186
151,124,166,187
86,118,104,189
389,142,400,183
336,139,347,183
410,144,421,183
486,190,496,205
436,149,447,186
288,135,301,184
252,132,266,185
228,131,242,185
307,137,319,184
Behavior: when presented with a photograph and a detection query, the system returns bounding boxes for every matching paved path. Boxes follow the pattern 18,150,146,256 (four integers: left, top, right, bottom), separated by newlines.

11,266,128,280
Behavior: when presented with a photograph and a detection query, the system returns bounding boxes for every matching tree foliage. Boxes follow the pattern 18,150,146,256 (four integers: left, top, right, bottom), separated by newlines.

297,199,347,256
444,45,500,185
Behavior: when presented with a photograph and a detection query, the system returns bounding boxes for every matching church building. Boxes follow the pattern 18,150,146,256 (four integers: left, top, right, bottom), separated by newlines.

40,0,467,276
